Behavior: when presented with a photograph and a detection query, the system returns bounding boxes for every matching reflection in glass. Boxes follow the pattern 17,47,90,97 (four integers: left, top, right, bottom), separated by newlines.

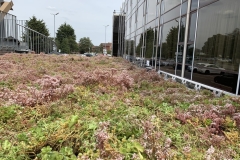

131,14,136,34
126,19,131,36
137,4,144,29
161,1,164,15
164,5,180,22
130,37,135,57
147,0,157,23
135,34,142,58
154,28,158,45
160,19,179,73
176,45,184,76
194,0,240,94
184,44,194,79
164,0,181,12
188,12,197,42
179,16,186,42
161,20,179,60
191,0,198,11
145,29,154,59
199,0,217,8
181,1,188,15
132,0,138,9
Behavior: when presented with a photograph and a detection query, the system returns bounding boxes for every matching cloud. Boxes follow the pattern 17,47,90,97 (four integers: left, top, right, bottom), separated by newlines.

217,10,236,18
47,6,56,11
223,10,234,15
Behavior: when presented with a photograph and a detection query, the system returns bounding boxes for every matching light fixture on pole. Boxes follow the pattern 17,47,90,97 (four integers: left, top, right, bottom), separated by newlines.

51,12,59,42
104,25,109,55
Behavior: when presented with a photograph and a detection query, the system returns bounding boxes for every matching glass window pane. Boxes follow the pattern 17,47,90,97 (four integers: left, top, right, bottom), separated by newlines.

164,5,181,22
137,3,144,29
147,0,157,23
160,19,179,73
135,34,143,58
191,0,198,11
161,1,164,15
164,0,181,12
194,0,240,94
181,1,188,15
145,29,154,58
175,45,184,76
188,12,197,42
199,0,218,8
184,44,194,79
179,16,186,42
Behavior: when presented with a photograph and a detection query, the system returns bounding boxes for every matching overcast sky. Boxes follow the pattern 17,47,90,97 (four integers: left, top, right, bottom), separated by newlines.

9,0,123,46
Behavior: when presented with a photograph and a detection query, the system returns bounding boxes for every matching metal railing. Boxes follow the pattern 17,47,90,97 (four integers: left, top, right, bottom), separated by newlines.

0,11,18,52
157,70,237,97
17,21,55,54
0,11,55,54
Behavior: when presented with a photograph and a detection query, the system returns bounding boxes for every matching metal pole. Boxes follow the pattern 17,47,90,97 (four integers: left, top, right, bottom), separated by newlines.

236,63,240,95
104,25,109,54
181,0,191,77
51,13,59,52
54,15,55,42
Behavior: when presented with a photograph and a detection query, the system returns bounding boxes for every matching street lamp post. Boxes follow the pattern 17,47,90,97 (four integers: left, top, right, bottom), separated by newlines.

51,13,59,42
104,25,109,55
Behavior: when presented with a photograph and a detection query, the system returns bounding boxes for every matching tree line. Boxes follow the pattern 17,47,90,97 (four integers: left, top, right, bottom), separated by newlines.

26,16,99,54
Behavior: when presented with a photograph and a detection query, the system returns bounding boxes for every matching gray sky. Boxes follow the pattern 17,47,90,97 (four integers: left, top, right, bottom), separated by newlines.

9,0,123,46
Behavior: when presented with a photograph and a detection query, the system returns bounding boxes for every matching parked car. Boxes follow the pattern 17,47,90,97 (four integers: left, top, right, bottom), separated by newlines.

126,55,135,62
135,57,144,61
84,53,95,57
187,63,210,72
160,59,175,66
167,59,176,66
198,64,225,74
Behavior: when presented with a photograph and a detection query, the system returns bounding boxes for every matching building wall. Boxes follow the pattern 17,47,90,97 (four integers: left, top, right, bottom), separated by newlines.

117,0,240,95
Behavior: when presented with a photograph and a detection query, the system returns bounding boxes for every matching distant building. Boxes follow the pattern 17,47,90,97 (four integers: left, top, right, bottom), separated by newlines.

100,43,112,52
92,46,100,53
112,12,125,57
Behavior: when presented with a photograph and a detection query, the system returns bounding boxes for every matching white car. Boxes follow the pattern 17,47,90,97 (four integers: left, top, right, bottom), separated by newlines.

187,63,210,72
198,64,225,74
135,57,144,61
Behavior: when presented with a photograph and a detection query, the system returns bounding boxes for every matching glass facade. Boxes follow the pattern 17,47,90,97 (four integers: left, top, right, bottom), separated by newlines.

114,0,240,95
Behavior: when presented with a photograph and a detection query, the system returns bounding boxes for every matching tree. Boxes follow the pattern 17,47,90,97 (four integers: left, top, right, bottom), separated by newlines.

145,28,154,58
26,16,50,53
79,37,93,54
27,16,49,36
98,44,104,53
161,26,178,59
61,38,70,53
56,23,78,53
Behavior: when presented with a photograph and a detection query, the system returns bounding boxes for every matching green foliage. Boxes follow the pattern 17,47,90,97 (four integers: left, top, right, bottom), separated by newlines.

161,26,178,59
118,137,144,158
78,37,93,54
26,16,50,53
17,133,29,143
0,54,239,159
56,23,78,53
0,105,18,123
145,29,154,58
0,81,13,89
68,38,79,53
27,16,49,36
98,43,104,53
61,38,70,53
68,115,79,128
37,146,77,160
